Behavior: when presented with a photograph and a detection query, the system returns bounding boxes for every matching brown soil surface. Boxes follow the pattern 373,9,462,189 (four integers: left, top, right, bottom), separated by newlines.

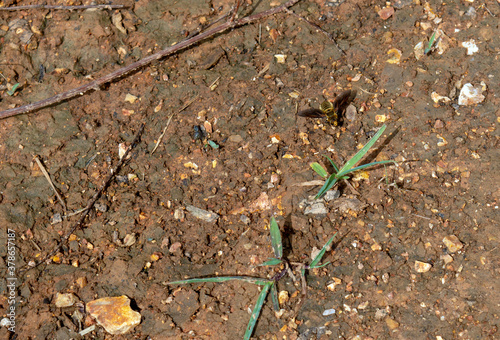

0,0,498,339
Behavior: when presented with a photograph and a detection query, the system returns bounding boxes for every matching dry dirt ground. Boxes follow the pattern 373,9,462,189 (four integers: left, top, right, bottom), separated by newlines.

0,0,499,339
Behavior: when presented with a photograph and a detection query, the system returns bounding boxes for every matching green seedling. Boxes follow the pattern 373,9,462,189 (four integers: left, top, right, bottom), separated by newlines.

424,31,437,55
311,124,396,199
165,217,336,340
7,83,20,96
207,140,220,149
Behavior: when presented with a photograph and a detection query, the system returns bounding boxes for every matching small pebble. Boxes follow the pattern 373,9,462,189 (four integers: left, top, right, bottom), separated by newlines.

375,308,388,320
434,119,444,129
87,296,141,335
0,317,12,327
458,83,485,106
461,39,478,55
121,234,136,247
124,93,138,103
385,316,399,330
169,242,182,253
358,301,369,310
95,202,108,212
304,202,327,215
274,54,287,64
414,260,432,273
442,235,463,253
322,308,336,316
186,205,219,223
441,254,453,264
324,190,340,201
371,242,382,251
51,213,62,224
278,291,289,305
174,208,185,221
239,215,251,224
118,143,127,160
115,175,128,183
54,293,78,308
228,135,243,143
378,7,394,20
327,277,342,291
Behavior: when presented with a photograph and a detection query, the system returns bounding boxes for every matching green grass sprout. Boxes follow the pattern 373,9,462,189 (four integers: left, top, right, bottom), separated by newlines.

7,83,20,96
244,282,273,340
269,217,283,259
207,140,219,149
259,258,282,266
425,31,437,54
165,218,338,339
301,232,337,277
311,124,396,198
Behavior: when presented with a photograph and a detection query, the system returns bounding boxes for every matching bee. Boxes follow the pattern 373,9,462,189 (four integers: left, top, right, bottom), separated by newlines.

298,89,357,126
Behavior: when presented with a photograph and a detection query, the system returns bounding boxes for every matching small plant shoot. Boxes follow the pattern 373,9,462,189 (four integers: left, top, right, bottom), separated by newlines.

424,31,437,55
165,217,337,339
311,124,396,198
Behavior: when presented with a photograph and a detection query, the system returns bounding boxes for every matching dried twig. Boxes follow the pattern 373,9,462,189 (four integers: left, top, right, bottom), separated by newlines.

151,94,199,154
284,8,345,56
0,0,301,120
0,4,126,11
20,123,145,274
230,0,242,22
33,155,67,211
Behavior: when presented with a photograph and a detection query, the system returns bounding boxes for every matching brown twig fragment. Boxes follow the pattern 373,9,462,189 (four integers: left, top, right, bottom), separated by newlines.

0,4,126,11
230,0,242,22
151,94,199,154
0,0,301,120
33,155,67,211
20,123,145,274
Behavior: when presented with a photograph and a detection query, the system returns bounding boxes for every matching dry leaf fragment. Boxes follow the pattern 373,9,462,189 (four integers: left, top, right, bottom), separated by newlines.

112,12,127,35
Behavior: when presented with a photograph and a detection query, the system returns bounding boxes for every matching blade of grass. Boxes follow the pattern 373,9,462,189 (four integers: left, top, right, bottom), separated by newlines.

301,233,337,277
348,160,396,173
166,276,272,286
259,258,282,266
336,124,387,177
309,261,330,269
425,31,437,54
324,155,340,173
7,83,20,96
207,140,219,149
310,162,328,178
269,217,283,259
244,282,273,340
270,282,280,311
315,176,339,199
310,233,337,268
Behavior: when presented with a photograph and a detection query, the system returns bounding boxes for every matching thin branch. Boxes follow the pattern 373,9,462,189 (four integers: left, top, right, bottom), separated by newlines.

33,155,67,211
19,123,145,274
0,0,301,120
230,0,242,22
151,94,199,154
0,4,126,11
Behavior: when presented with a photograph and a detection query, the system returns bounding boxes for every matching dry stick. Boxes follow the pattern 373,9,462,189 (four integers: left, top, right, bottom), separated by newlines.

19,123,145,274
33,155,67,211
230,0,242,22
0,4,126,11
151,94,199,154
0,0,301,120
284,8,346,56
